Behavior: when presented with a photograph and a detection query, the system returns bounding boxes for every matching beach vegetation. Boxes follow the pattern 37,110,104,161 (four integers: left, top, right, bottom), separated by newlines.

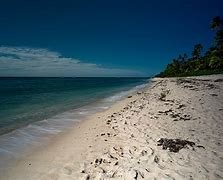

157,16,223,77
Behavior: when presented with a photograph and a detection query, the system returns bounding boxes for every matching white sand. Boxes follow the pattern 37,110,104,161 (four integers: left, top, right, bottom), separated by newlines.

1,75,223,180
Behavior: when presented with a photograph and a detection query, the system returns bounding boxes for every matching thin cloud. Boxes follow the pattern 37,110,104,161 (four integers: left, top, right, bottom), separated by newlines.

0,46,143,77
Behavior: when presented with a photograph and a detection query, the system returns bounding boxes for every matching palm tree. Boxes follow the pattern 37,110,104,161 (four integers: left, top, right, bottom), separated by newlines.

192,44,203,60
210,16,223,30
210,16,223,50
156,16,223,77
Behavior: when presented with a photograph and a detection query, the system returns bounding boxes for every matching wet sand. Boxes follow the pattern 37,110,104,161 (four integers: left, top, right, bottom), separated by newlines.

1,75,223,179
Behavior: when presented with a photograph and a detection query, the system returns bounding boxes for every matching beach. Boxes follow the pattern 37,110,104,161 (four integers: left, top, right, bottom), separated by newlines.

1,74,223,180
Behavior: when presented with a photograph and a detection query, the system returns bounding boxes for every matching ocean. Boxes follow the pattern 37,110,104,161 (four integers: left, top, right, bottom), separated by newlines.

0,77,149,163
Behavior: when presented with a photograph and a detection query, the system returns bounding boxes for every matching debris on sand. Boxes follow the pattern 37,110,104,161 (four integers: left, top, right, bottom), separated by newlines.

177,104,186,109
157,138,196,152
214,78,223,82
137,91,142,95
159,92,166,101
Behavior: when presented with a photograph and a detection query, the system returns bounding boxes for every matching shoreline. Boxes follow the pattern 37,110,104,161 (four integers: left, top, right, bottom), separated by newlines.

0,81,149,168
1,74,223,179
0,82,150,179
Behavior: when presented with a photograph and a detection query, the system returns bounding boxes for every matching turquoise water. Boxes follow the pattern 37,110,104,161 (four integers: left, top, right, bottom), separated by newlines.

0,77,149,166
0,77,148,135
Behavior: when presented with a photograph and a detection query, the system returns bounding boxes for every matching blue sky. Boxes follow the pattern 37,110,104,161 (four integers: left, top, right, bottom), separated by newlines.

0,0,223,77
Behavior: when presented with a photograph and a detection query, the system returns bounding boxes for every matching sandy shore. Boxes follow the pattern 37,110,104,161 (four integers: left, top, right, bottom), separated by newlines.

1,75,223,180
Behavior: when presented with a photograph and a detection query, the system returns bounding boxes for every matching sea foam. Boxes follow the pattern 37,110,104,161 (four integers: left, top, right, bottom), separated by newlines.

0,79,150,168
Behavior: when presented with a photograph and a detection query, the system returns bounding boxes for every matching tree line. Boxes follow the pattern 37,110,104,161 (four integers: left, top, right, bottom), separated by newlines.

156,16,223,77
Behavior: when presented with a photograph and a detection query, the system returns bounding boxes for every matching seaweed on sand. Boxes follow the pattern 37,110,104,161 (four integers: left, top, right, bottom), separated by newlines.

157,138,196,153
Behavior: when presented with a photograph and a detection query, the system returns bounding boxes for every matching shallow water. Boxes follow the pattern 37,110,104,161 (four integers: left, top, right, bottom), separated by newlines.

0,77,148,134
0,77,149,165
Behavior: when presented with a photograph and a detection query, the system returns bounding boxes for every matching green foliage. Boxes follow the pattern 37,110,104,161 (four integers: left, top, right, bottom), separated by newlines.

156,16,223,78
192,44,203,60
215,29,223,50
210,16,223,30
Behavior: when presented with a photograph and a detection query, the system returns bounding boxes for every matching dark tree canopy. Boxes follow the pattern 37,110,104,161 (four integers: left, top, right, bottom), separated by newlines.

211,16,223,30
157,16,223,77
192,44,203,60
